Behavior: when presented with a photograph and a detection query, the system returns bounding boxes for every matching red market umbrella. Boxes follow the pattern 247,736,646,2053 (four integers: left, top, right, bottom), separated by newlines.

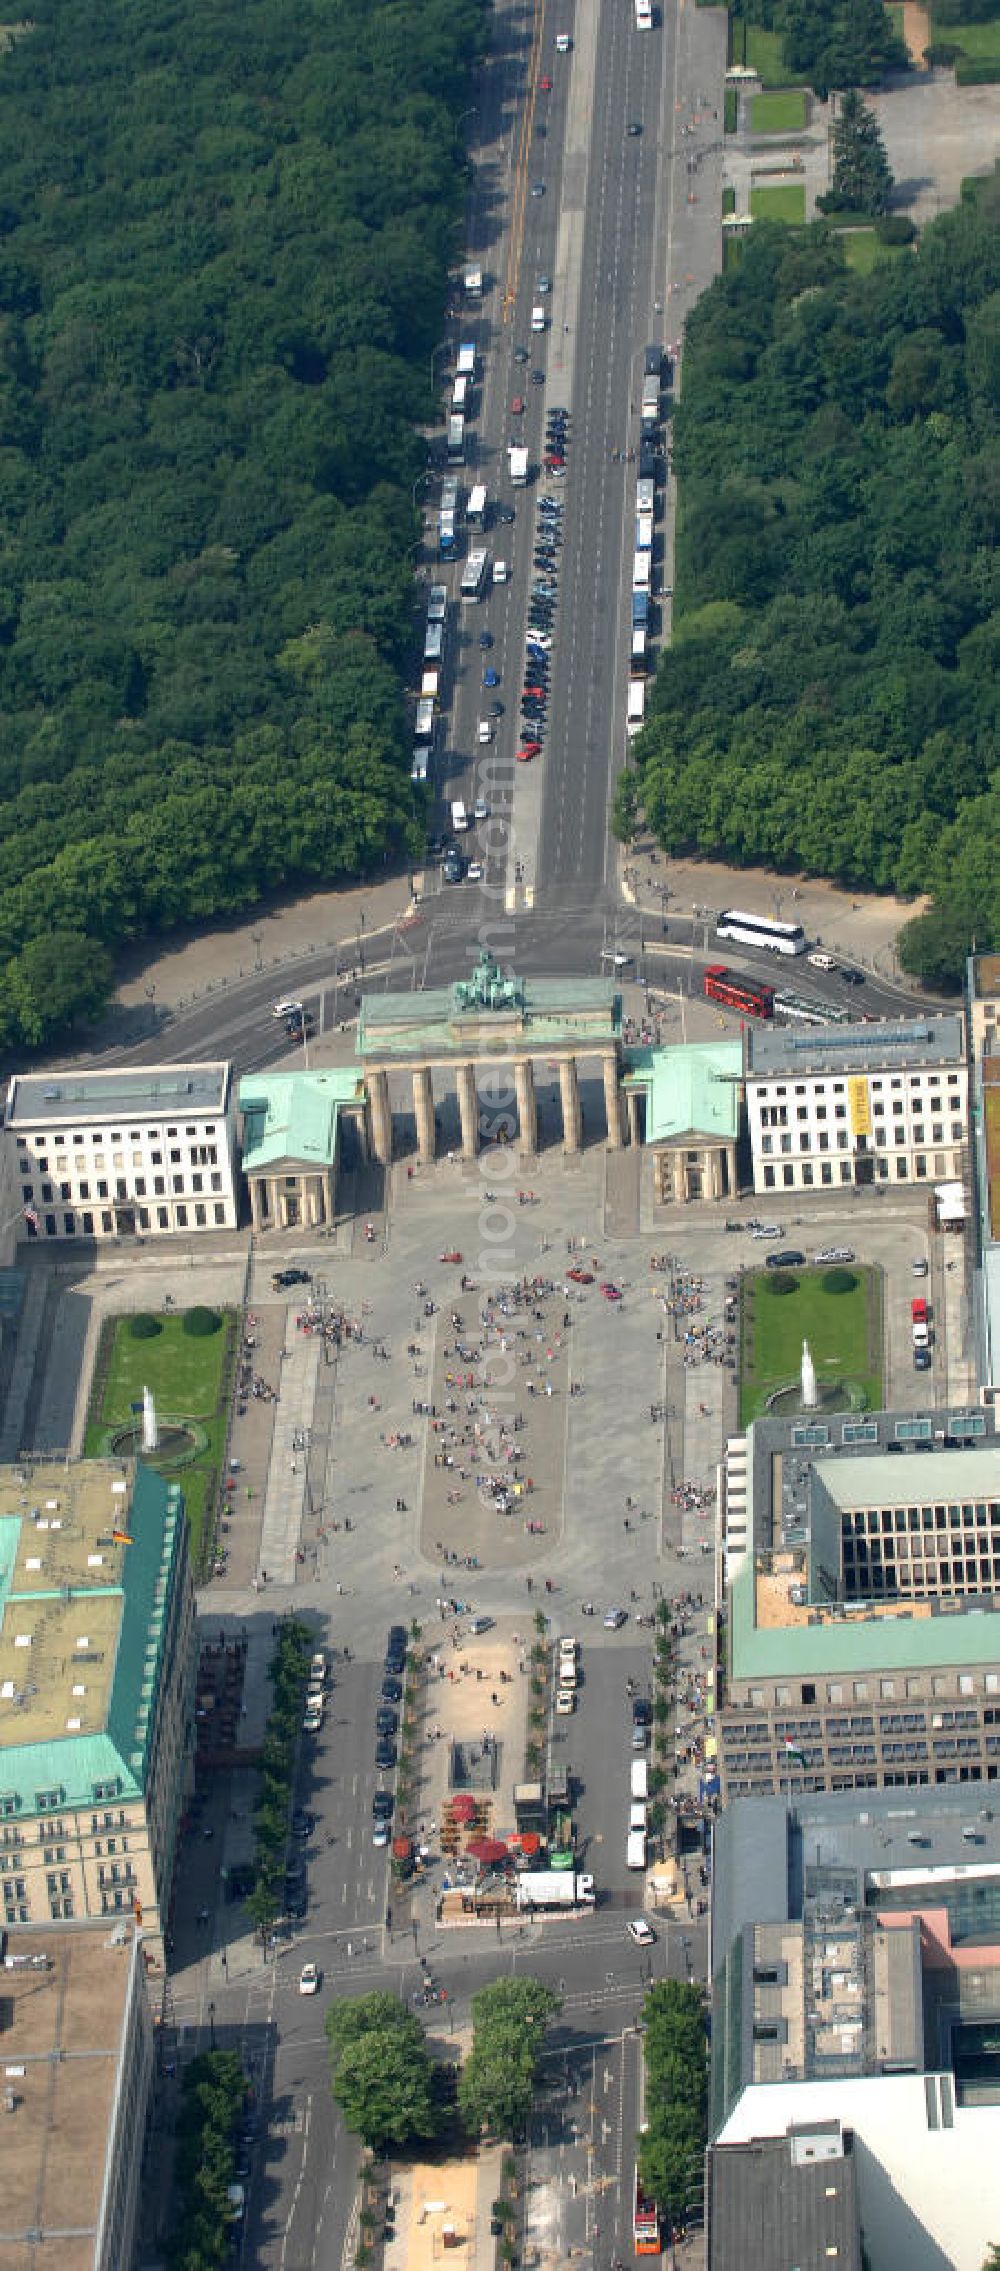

451,1794,477,1823
467,1837,509,1866
518,1832,542,1857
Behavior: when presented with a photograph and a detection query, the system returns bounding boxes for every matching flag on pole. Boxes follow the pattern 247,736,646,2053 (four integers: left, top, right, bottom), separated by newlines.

784,1737,807,1768
23,1204,40,1232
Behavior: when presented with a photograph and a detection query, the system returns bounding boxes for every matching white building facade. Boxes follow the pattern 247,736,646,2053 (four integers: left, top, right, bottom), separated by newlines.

6,1063,238,1239
745,1015,968,1197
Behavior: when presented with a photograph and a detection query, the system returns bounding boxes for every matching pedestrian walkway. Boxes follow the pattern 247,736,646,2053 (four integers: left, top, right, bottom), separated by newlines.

257,1323,321,1586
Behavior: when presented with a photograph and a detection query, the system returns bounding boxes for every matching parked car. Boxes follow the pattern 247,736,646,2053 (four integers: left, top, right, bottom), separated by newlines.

604,1607,627,1629
767,1249,804,1268
375,1735,397,1770
272,1267,312,1290
815,1247,854,1264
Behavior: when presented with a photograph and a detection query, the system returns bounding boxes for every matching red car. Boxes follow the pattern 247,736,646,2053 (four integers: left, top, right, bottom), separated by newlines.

539,72,552,89
516,741,541,762
523,684,546,700
566,1267,594,1285
511,395,525,415
600,1282,622,1302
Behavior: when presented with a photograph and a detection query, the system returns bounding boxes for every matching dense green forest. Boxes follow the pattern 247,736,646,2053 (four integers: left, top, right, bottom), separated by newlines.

731,0,906,99
0,0,483,1046
625,178,1000,987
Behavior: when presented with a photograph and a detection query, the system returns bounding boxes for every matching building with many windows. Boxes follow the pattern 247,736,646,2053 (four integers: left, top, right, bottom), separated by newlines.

0,1458,195,1964
709,1786,1000,2271
744,1014,968,1196
716,1406,1000,1802
2,1920,155,2271
5,1063,238,1240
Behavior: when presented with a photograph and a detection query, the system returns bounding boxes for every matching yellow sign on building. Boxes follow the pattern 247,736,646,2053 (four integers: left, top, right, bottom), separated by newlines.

849,1077,871,1137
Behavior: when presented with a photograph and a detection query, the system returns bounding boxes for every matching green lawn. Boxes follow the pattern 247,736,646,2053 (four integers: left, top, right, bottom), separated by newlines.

741,25,802,84
751,88,807,132
887,2,905,37
941,15,1000,56
85,1310,236,1573
722,184,737,216
842,228,911,273
740,1266,883,1426
750,182,807,223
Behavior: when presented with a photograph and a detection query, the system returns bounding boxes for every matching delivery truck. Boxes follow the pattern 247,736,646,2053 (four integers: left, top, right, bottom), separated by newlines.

508,444,529,485
515,1871,596,1911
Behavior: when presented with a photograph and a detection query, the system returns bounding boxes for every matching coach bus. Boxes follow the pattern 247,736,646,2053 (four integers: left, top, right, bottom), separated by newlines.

703,964,774,1019
715,908,807,956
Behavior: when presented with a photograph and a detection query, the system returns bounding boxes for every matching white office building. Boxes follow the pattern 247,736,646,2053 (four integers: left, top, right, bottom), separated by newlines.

745,1015,968,1196
6,1063,238,1239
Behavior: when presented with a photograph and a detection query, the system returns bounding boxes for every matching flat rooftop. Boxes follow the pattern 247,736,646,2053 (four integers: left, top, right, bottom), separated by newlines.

745,1013,964,1078
970,954,1000,1001
0,1923,139,2271
358,973,619,1061
0,1461,182,1808
745,1405,995,1561
7,1063,230,1126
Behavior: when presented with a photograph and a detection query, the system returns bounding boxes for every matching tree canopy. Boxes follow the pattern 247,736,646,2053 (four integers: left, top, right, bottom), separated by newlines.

457,1976,561,2140
732,0,907,95
326,1992,439,2154
823,89,894,214
637,1981,707,2227
624,172,1000,987
0,0,483,1047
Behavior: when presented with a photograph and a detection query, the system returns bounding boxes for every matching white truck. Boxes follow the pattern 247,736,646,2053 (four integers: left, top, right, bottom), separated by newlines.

457,341,477,378
451,799,469,833
630,1758,648,1802
508,444,528,486
627,1828,647,1871
467,483,487,524
636,476,656,517
635,0,653,27
515,1871,596,1911
627,679,646,736
464,264,483,299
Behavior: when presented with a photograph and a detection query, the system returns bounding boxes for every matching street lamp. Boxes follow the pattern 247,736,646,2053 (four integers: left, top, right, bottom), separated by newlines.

208,1999,216,2051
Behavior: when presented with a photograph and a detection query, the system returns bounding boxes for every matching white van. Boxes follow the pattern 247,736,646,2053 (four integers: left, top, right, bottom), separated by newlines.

626,1828,647,1871
630,1758,648,1802
629,1800,647,1833
411,749,429,784
632,550,651,593
531,304,546,332
808,950,835,971
310,1652,327,1685
452,374,469,413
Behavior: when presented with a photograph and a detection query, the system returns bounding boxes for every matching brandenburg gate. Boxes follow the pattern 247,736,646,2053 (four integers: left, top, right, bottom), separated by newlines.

358,952,625,1164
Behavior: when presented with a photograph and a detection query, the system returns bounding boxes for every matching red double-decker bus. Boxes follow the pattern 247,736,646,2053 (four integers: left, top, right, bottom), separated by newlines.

703,963,774,1019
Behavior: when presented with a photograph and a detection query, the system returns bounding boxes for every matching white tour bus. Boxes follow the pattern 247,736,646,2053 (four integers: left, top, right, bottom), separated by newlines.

715,909,807,956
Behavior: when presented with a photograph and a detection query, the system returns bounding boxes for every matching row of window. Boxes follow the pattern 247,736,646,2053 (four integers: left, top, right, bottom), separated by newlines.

750,1074,963,1100
30,1203,230,1236
845,1505,1000,1532
761,1156,956,1187
24,1171,224,1199
745,1669,1000,1705
17,1124,219,1146
761,1126,962,1155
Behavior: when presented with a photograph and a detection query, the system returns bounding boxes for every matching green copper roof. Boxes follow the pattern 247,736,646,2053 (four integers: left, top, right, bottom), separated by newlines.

624,1041,742,1144
728,1555,1000,1680
238,1069,363,1172
0,1462,187,1816
358,967,620,1060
